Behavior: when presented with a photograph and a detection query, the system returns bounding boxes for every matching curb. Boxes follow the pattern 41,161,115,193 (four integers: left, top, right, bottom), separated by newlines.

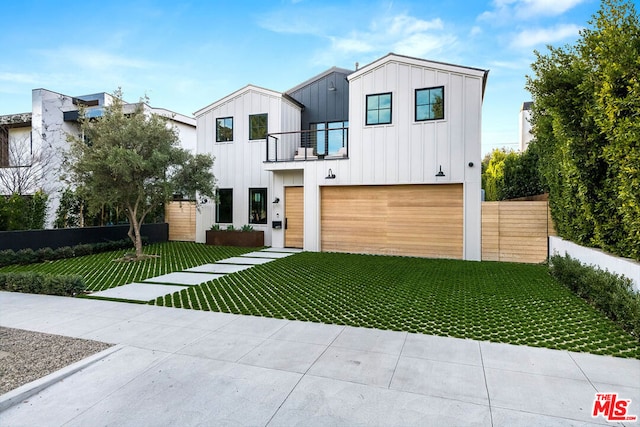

0,344,124,412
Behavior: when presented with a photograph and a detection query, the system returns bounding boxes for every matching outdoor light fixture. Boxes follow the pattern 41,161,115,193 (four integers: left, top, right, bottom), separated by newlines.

272,197,280,204
325,168,336,179
328,81,336,91
435,165,445,177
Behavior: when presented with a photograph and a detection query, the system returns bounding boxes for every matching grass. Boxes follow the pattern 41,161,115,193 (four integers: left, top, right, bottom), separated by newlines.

1,242,638,358
0,242,255,292
153,250,640,358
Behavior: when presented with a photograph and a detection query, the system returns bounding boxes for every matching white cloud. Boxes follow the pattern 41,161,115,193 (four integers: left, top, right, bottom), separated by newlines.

326,14,455,59
0,72,40,85
479,0,587,21
39,48,155,71
510,23,582,48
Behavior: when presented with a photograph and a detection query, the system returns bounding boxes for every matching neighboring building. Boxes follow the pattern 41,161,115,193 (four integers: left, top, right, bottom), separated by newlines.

0,89,196,227
195,53,488,260
519,101,533,151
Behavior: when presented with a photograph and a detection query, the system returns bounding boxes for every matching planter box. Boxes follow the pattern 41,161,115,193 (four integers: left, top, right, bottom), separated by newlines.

206,230,264,247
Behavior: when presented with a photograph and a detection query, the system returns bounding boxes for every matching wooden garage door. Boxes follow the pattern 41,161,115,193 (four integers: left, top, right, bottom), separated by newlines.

321,184,463,259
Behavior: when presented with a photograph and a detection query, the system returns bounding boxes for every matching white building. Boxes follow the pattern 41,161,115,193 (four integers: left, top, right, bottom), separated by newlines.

0,89,196,227
195,53,488,260
519,101,533,151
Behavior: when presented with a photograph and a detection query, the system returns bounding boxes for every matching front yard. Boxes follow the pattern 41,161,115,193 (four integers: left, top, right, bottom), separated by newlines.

2,242,638,358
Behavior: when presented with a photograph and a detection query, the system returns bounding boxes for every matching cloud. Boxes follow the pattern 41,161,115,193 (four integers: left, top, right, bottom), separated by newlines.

479,0,587,21
510,23,582,48
323,14,455,61
38,48,155,71
0,72,40,85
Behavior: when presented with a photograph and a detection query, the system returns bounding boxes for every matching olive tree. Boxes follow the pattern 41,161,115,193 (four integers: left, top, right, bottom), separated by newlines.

64,90,215,258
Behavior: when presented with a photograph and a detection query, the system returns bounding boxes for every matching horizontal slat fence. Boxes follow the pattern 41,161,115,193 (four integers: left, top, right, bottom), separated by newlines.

482,201,555,264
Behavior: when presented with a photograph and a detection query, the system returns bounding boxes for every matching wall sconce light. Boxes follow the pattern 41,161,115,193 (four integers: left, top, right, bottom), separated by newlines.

435,165,445,177
272,197,280,204
325,168,336,179
328,81,336,91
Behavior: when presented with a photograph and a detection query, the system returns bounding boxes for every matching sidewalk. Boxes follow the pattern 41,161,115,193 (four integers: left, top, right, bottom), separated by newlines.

1,292,638,426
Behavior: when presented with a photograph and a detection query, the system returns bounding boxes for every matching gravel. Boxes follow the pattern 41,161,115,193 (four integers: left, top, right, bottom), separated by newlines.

0,327,112,395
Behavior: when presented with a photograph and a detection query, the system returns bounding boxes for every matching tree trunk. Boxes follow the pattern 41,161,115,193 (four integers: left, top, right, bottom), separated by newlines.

126,214,144,258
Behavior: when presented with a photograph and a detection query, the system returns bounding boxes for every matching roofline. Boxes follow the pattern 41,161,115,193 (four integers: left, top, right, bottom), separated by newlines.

285,66,354,94
347,52,489,100
194,84,303,117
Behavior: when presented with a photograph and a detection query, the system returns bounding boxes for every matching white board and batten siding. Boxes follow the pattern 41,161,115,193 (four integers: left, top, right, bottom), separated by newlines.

334,54,486,260
193,85,302,244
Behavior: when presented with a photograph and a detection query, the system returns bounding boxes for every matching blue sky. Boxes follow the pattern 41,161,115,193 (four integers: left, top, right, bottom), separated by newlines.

0,0,612,154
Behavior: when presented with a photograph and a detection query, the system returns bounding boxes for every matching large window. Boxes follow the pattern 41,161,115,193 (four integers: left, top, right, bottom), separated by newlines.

415,87,444,121
311,121,348,156
215,188,233,223
249,188,267,224
216,117,233,142
366,93,392,125
249,114,268,140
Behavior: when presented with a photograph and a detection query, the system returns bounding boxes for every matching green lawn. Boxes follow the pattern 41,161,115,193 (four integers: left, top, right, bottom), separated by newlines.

0,242,254,291
2,242,638,358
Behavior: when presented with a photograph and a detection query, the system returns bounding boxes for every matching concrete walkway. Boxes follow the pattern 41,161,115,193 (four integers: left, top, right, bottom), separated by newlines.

1,292,638,426
89,248,301,302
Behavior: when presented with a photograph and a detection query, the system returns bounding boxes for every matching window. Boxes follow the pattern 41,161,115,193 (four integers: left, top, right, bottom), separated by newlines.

311,121,348,156
248,188,267,224
216,117,233,142
249,114,267,140
366,93,392,125
0,127,8,168
215,188,233,223
415,87,444,121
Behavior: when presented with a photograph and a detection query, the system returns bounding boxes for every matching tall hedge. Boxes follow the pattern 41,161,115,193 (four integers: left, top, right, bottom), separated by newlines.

526,0,640,260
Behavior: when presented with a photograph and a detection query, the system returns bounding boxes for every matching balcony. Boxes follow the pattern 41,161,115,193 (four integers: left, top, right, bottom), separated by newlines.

266,124,348,162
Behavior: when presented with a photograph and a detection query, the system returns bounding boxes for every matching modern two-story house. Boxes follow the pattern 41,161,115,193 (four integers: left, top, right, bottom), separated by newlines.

195,53,488,260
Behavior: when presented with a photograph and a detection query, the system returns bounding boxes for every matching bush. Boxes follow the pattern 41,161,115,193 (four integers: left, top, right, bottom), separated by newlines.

16,248,38,265
36,247,56,262
550,254,640,340
0,238,143,267
0,272,85,296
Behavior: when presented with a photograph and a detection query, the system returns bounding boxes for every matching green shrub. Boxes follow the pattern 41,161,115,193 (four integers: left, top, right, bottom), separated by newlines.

16,248,38,264
0,272,85,296
550,254,640,340
56,246,75,259
240,224,254,232
0,249,17,266
36,247,56,262
74,244,93,257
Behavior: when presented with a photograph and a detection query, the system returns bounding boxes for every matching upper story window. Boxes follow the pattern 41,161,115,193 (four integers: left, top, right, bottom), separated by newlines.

415,87,444,121
216,117,233,142
249,114,268,140
366,93,392,125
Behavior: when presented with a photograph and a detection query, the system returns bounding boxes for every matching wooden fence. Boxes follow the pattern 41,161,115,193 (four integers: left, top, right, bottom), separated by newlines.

165,201,196,242
482,201,555,264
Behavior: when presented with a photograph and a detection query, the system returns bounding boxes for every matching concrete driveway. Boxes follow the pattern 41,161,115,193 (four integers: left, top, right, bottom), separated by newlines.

0,292,638,426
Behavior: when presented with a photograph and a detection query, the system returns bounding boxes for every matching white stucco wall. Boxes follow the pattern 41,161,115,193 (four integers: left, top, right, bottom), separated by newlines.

549,236,640,292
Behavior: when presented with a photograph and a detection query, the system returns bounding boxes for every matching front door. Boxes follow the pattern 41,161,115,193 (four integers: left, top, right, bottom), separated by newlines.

285,186,303,248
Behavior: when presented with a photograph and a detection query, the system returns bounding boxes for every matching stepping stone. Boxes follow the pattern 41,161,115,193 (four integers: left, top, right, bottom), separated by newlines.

242,251,294,259
261,248,303,253
185,264,253,274
90,283,188,302
144,272,224,286
216,257,275,265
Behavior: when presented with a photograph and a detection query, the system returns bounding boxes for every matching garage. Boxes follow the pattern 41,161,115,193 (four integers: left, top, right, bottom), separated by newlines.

321,184,463,259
